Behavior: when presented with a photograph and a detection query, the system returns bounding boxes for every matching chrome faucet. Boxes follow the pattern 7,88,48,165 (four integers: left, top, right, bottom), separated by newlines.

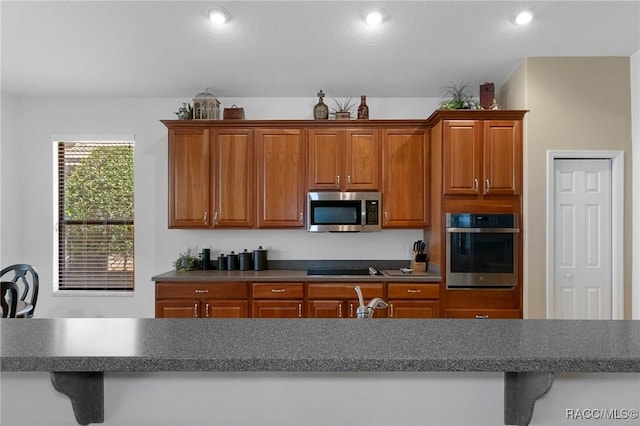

354,286,389,319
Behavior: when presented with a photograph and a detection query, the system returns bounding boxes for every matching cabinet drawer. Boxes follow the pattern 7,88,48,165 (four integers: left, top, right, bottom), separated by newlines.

252,283,304,299
307,283,383,299
444,288,519,309
388,283,439,299
443,308,521,319
156,282,248,299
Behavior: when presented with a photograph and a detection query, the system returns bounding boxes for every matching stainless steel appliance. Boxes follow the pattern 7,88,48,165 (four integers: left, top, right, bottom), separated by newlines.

307,192,381,232
445,213,519,288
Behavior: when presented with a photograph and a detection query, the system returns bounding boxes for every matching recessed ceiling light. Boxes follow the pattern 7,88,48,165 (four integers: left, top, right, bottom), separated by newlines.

208,7,229,25
514,10,534,25
365,9,385,26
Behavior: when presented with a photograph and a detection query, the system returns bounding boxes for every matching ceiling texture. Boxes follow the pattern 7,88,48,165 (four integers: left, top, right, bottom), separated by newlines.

1,1,639,99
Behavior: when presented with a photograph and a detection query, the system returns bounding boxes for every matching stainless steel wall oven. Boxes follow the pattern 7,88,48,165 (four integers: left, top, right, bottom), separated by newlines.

445,213,519,288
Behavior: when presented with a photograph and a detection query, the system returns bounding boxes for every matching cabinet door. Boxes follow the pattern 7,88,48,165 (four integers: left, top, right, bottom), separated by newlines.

203,300,248,318
308,129,343,190
256,129,306,227
156,300,200,318
389,301,439,318
381,128,429,227
482,120,521,196
345,129,379,191
307,300,345,318
213,129,255,227
168,128,211,228
252,300,303,318
442,120,482,195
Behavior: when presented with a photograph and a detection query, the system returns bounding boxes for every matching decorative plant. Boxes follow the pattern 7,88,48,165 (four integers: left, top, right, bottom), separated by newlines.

174,102,194,120
330,97,356,117
173,250,201,271
439,82,480,110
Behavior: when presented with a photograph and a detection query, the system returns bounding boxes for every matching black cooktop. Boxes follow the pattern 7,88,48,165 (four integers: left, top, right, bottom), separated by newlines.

306,269,379,276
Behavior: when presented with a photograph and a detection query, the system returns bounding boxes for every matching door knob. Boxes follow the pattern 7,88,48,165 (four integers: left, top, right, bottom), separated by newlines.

565,273,573,279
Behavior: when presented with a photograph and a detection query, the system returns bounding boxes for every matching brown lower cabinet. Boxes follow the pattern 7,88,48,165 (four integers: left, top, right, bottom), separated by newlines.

307,283,385,318
443,308,520,319
155,282,248,318
251,283,304,318
387,283,440,318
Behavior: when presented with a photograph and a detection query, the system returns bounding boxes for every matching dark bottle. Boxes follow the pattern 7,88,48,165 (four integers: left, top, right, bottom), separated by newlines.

357,95,369,119
313,89,329,120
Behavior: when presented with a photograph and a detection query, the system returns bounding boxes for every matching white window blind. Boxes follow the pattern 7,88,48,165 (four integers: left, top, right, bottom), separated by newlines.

57,142,134,291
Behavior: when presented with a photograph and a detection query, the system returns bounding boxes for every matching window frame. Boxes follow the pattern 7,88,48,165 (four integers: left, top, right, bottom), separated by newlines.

52,136,135,296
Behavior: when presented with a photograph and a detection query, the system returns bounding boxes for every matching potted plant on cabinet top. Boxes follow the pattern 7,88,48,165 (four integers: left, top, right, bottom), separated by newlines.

331,97,356,120
439,82,480,110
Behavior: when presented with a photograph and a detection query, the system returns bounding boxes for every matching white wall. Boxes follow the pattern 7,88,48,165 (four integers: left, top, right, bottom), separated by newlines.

632,49,640,319
0,96,440,318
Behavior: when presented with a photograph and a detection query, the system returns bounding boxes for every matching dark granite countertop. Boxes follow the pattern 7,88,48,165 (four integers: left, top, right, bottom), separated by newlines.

2,318,639,373
152,269,441,283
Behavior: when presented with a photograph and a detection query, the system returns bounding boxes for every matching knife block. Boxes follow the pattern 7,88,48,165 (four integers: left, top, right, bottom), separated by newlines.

410,251,427,272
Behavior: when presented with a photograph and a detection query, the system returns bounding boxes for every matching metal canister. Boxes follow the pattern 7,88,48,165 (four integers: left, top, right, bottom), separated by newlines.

253,246,268,271
217,254,227,271
227,251,239,270
239,249,253,271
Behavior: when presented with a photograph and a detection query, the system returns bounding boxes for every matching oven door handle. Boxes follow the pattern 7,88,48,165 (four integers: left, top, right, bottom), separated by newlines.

446,228,520,233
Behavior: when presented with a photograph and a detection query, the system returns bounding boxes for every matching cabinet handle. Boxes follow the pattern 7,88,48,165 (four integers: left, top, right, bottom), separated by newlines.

336,175,341,187
299,212,304,225
349,302,354,318
298,303,302,318
214,212,219,225
271,288,286,293
390,304,395,318
347,175,351,187
206,303,210,318
407,289,421,293
194,289,209,294
474,179,479,193
338,304,343,318
384,211,389,224
194,303,199,318
475,314,489,319
485,179,490,193
203,211,208,223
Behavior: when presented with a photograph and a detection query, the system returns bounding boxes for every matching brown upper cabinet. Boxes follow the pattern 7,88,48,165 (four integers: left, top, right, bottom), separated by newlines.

168,127,212,228
308,128,380,191
381,128,429,228
256,128,307,228
167,126,254,228
441,119,522,196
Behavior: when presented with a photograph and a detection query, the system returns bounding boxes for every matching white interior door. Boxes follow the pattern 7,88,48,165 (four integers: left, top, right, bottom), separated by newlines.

553,159,612,319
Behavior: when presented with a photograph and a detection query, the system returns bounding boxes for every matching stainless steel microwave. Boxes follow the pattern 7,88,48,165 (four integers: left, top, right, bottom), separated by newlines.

307,192,381,232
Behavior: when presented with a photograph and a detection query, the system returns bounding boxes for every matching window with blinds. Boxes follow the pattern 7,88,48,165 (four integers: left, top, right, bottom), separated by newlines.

56,142,134,291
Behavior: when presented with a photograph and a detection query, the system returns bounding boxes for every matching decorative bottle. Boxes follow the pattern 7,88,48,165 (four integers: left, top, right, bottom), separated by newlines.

313,89,329,120
357,95,369,119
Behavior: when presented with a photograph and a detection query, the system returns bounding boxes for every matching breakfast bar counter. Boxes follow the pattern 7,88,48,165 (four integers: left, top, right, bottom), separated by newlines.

1,318,639,425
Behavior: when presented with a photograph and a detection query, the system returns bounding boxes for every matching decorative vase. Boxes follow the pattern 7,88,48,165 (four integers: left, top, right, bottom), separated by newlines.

357,95,369,119
335,111,351,120
313,89,329,120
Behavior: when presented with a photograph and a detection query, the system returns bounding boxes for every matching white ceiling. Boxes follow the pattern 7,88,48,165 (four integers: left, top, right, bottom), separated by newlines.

2,1,639,99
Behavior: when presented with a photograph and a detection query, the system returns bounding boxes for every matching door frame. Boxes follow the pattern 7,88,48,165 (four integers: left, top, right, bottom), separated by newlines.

546,150,624,319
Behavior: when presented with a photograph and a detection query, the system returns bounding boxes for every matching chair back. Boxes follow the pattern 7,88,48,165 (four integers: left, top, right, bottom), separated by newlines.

0,264,39,317
1,281,20,318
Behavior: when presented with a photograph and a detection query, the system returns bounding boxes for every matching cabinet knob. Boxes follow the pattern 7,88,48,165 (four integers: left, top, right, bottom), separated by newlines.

384,211,389,224
271,288,286,293
205,303,210,318
475,314,489,319
297,303,302,318
347,175,351,187
203,211,208,223
194,303,199,318
390,304,395,318
338,304,343,318
474,179,479,193
407,289,421,293
336,175,341,187
214,212,219,225
299,212,304,225
485,179,490,193
194,289,209,294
